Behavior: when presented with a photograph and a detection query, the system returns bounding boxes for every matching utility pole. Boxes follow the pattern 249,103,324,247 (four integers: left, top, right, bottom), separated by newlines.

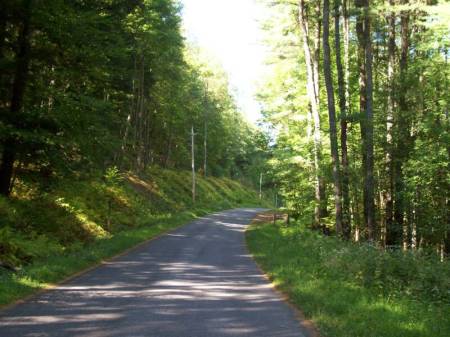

259,172,263,200
203,84,208,177
191,125,196,203
204,115,207,177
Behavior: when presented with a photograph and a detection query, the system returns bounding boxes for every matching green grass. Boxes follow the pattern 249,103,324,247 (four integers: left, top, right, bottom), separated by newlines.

0,167,267,306
246,221,450,337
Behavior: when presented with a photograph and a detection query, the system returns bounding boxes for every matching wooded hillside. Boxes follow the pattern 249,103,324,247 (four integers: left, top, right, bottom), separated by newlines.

0,0,268,197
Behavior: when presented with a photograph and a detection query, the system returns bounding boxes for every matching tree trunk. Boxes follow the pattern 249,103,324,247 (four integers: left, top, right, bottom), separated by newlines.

164,130,172,168
343,0,350,114
355,0,367,229
0,0,32,196
394,2,410,243
0,2,6,56
334,0,351,238
385,0,398,246
445,51,450,256
136,55,145,171
313,1,328,227
323,0,343,236
355,0,375,241
120,54,138,169
298,0,327,228
363,0,375,242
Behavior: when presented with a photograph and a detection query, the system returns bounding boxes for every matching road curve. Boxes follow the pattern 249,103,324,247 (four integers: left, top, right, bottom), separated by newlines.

0,208,307,337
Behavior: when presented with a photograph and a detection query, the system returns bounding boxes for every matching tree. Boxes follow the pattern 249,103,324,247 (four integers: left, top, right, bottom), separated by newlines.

334,0,351,238
355,0,374,241
0,0,32,196
297,0,328,228
259,0,449,254
323,0,343,235
0,0,263,202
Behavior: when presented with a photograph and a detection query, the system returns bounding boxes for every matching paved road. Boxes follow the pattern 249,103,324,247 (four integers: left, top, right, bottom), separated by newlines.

0,208,308,337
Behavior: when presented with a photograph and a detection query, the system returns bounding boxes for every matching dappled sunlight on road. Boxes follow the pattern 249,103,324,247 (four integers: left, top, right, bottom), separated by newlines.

0,208,305,337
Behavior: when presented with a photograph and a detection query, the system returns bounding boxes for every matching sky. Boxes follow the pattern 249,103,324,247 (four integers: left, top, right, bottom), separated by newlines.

181,0,268,124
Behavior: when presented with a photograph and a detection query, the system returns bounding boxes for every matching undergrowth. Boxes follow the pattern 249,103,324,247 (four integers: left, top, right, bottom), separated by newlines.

246,220,450,337
0,167,265,306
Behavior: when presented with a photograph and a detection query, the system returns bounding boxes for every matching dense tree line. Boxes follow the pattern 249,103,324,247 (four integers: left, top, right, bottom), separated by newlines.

0,0,264,198
259,0,449,256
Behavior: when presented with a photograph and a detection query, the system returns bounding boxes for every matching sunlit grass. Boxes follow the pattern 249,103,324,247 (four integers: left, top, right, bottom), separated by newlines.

246,222,450,337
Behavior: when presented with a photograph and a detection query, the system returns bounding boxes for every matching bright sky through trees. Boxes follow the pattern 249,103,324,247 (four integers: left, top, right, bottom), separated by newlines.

181,0,267,124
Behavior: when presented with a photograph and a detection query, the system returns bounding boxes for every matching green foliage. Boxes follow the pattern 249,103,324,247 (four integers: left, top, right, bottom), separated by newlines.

104,166,122,186
0,227,23,267
0,0,267,199
257,0,449,250
247,221,450,337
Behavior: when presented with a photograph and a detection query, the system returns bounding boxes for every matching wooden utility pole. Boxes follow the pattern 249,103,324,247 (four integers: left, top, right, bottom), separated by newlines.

191,125,196,203
259,172,263,200
204,116,207,177
203,85,208,177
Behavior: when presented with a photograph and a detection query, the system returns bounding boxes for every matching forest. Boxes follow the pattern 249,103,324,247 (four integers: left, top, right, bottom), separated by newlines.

0,0,267,198
258,0,449,257
0,0,449,335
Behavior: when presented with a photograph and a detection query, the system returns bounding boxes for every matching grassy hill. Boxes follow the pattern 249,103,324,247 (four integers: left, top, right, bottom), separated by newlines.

0,167,267,306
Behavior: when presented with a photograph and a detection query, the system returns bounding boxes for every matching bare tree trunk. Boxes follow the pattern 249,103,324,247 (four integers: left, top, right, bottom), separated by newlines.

385,0,398,246
164,129,172,168
120,55,138,169
355,0,375,241
136,55,145,171
394,1,410,244
313,1,328,226
344,0,353,238
355,0,367,233
0,1,8,91
0,0,32,196
323,0,343,235
143,109,152,168
363,0,375,242
313,0,322,107
298,0,327,228
411,188,418,250
334,0,351,238
0,1,6,58
445,51,450,257
343,0,350,114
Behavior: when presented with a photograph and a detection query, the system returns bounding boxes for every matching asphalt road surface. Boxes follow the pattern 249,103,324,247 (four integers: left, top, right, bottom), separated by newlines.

0,208,308,337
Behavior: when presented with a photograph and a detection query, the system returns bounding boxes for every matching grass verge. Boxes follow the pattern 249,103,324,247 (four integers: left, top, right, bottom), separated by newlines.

246,220,450,337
